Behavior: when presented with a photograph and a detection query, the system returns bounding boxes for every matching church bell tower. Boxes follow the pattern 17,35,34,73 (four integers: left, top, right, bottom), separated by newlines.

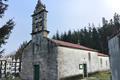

31,0,49,37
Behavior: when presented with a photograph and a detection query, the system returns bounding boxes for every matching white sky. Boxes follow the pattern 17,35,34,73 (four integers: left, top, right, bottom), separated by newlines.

1,0,120,54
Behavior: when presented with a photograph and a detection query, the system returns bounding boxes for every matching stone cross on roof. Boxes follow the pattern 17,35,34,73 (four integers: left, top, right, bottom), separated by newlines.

37,0,44,6
33,0,46,14
38,0,42,4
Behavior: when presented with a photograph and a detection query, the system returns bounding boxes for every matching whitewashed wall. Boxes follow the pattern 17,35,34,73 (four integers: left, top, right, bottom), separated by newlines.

108,35,120,80
98,56,110,71
57,46,99,78
88,52,99,73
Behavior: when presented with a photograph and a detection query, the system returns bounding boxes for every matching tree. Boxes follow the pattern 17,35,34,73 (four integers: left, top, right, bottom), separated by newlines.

15,41,28,72
15,41,28,60
52,13,120,54
67,30,72,43
56,31,60,40
0,0,15,54
0,0,8,18
52,30,60,40
92,27,100,50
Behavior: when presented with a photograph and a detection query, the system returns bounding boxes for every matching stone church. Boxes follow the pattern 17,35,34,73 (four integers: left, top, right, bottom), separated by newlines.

20,0,110,80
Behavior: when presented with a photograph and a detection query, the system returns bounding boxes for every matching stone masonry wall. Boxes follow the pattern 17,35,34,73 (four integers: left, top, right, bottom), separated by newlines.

21,42,33,80
33,35,58,80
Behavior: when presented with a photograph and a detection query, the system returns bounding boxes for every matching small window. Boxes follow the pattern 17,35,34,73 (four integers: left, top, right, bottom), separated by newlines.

79,64,83,70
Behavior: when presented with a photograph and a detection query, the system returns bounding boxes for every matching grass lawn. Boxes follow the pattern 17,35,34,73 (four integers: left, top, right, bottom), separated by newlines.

86,71,111,80
62,71,111,80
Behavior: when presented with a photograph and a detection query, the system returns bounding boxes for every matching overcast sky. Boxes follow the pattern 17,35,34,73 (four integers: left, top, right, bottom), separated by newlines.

2,0,120,54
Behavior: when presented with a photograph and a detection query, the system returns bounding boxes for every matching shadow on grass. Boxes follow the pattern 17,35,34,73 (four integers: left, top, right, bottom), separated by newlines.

60,71,111,80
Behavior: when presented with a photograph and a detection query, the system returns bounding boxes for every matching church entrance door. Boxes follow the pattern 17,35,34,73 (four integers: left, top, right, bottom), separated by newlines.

83,64,87,77
34,65,40,80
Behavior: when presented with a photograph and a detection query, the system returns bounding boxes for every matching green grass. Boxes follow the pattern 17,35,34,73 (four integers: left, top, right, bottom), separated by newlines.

61,71,111,80
87,71,111,80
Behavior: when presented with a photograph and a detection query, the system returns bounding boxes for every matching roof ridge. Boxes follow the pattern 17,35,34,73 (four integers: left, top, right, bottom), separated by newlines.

52,39,98,52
